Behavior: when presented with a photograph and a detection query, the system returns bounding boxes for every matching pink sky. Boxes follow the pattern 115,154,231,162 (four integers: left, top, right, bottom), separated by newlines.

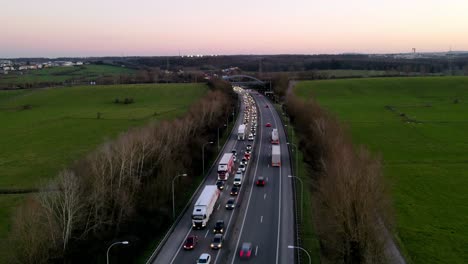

1,0,468,57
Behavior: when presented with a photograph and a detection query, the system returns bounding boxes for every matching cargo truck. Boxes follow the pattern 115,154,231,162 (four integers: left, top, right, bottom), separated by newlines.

272,145,281,167
218,153,234,180
237,124,246,140
192,185,220,229
271,128,279,144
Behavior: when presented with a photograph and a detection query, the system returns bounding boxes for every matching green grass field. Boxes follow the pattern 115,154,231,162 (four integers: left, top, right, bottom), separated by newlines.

0,64,135,86
0,83,207,259
295,77,468,263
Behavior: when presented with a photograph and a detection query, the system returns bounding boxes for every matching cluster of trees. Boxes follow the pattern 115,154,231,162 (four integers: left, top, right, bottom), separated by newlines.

114,97,134,104
281,89,393,262
9,79,236,263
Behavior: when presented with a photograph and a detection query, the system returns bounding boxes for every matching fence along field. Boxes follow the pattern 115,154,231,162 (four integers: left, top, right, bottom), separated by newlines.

0,83,207,260
295,76,468,264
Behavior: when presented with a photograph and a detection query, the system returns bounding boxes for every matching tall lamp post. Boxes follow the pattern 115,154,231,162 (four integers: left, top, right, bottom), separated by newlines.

217,124,227,151
288,245,311,264
107,241,129,264
288,175,304,221
202,141,214,175
172,173,187,219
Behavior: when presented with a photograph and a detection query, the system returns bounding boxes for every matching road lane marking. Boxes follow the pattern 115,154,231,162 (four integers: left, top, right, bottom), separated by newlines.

260,215,263,223
264,193,267,200
169,226,193,264
255,245,258,256
217,204,221,210
229,93,265,264
205,229,210,238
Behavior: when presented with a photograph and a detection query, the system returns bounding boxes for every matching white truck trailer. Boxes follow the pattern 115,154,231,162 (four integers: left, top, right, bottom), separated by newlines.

217,153,234,180
192,185,220,229
271,128,279,144
237,124,246,140
272,145,281,167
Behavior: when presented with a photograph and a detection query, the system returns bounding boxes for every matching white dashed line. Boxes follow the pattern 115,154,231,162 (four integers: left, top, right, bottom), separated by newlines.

260,215,263,223
255,246,259,256
264,193,267,200
205,230,209,238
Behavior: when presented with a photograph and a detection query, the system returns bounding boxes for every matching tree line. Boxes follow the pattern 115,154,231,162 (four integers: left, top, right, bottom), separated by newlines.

271,78,395,263
8,79,237,263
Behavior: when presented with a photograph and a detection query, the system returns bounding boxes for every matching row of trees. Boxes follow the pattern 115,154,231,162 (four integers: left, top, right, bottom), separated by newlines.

282,91,393,262
9,79,236,263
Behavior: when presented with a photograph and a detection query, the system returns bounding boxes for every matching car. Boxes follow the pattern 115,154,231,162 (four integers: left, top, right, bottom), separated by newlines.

248,134,254,141
253,131,256,136
225,198,235,210
244,152,251,160
246,144,252,151
231,149,237,156
256,176,266,186
213,220,225,233
265,105,269,108
183,235,198,250
210,234,223,249
233,155,237,162
266,123,271,127
239,164,246,172
216,180,225,190
197,253,211,264
241,158,248,166
230,186,239,196
239,242,252,259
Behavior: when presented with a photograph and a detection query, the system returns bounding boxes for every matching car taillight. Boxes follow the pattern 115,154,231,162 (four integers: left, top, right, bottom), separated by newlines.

240,251,243,257
247,251,251,257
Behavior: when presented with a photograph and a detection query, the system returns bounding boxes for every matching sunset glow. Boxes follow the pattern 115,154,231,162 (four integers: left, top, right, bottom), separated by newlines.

2,0,468,57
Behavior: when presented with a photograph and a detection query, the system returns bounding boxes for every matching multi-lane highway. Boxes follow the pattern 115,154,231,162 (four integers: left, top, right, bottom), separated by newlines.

148,87,296,264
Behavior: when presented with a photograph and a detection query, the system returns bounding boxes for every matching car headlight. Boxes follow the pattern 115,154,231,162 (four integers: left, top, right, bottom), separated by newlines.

210,244,214,248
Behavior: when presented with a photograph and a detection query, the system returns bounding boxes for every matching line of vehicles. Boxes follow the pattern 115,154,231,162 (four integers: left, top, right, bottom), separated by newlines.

188,88,279,263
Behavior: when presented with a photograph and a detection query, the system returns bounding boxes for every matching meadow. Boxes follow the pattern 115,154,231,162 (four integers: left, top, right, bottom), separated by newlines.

295,77,468,263
0,64,135,86
0,83,207,258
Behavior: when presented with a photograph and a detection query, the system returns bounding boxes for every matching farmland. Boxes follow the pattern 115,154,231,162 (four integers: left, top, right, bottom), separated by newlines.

0,64,135,87
0,83,207,258
295,77,468,263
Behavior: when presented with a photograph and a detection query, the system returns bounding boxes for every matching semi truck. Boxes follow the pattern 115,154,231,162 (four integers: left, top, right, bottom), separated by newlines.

237,124,246,140
271,128,279,144
218,153,234,180
272,145,281,167
192,185,220,229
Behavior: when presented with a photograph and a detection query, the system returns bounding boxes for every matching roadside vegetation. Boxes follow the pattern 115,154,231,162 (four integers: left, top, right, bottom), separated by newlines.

0,82,217,262
7,79,236,263
295,77,468,263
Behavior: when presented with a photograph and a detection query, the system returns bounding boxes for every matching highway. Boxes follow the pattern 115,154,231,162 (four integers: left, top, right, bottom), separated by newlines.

148,88,296,264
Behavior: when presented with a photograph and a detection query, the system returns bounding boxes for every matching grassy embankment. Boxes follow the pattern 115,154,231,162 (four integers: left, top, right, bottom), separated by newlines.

0,83,207,260
296,77,468,264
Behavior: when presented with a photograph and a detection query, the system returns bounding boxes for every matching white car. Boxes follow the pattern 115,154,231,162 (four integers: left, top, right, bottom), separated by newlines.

248,134,254,141
197,253,211,264
239,164,246,172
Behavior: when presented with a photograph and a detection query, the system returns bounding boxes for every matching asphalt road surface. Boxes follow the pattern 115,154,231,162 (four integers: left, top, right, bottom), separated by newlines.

149,89,296,264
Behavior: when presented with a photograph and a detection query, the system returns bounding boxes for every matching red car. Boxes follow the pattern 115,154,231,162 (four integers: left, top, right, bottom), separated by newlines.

256,176,265,186
244,152,251,160
265,123,271,127
183,235,198,250
239,242,252,259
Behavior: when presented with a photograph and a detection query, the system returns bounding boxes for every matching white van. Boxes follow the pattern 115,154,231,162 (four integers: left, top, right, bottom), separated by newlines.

233,171,243,186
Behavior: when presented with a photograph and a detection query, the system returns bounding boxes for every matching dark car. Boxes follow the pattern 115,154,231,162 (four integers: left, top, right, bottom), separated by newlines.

226,198,235,210
239,242,252,259
213,220,225,233
230,186,239,196
265,105,269,108
210,234,223,250
256,176,266,186
246,144,252,151
231,149,237,156
216,180,225,190
241,158,248,166
183,235,198,250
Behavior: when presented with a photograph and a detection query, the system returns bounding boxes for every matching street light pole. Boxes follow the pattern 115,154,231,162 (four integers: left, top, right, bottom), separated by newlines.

172,173,187,219
107,241,129,264
288,245,311,264
202,141,214,175
288,175,304,221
